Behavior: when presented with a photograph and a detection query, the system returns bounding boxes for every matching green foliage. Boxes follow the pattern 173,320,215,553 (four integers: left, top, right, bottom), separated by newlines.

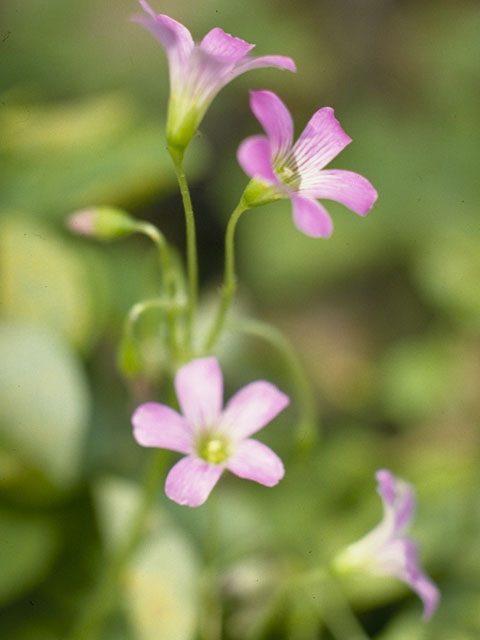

94,477,199,640
0,508,59,606
0,322,90,487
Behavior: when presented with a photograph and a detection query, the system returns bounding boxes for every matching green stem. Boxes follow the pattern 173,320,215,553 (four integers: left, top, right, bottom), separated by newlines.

69,450,166,640
169,148,198,350
204,199,248,351
228,317,319,452
300,568,370,640
135,222,182,360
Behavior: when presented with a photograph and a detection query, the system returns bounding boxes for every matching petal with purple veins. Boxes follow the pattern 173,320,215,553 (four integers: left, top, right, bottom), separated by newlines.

175,357,223,430
165,455,224,507
227,439,284,486
299,169,378,216
132,402,193,454
289,107,352,174
220,380,289,439
200,27,254,61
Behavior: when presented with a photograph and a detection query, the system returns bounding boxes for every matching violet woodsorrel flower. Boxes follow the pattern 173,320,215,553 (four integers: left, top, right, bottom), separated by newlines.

334,469,439,620
132,357,289,507
238,90,378,237
133,1,296,152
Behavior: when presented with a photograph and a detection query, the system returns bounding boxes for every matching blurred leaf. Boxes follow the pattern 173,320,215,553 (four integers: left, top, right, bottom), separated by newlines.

0,93,209,218
0,322,90,487
0,508,59,605
0,215,94,350
379,335,456,425
414,230,480,331
94,476,199,640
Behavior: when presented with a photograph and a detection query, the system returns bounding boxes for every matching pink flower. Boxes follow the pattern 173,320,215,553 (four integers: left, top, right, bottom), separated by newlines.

238,90,378,238
335,470,439,620
132,357,289,507
132,1,296,151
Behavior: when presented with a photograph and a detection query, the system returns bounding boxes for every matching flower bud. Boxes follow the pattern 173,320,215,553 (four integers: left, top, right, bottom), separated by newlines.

67,207,137,241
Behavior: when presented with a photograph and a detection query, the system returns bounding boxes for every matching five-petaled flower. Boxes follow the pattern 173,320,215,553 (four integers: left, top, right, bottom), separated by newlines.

133,1,296,151
238,90,378,238
334,469,439,620
132,357,289,507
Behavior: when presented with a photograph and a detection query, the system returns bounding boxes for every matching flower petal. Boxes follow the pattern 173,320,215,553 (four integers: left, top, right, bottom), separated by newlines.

220,380,289,439
132,7,194,81
235,55,297,74
300,169,378,216
237,135,279,184
132,402,192,454
165,456,224,506
175,357,223,430
227,438,284,486
289,107,352,174
399,539,440,620
376,469,416,534
291,195,333,238
200,27,254,62
249,90,294,161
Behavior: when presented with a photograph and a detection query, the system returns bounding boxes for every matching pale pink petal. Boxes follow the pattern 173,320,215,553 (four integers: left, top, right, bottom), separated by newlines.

200,27,254,62
237,135,279,184
249,90,294,161
175,357,223,430
289,107,352,174
234,55,296,74
291,195,333,238
227,439,284,486
400,539,440,620
376,469,416,534
165,456,224,506
220,381,289,439
300,169,378,216
132,402,193,454
132,8,194,83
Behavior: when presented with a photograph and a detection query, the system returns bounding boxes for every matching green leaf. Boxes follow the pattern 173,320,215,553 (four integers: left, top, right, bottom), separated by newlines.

94,477,199,640
0,322,90,487
0,508,59,605
0,93,210,219
414,230,480,331
0,216,94,351
379,336,456,425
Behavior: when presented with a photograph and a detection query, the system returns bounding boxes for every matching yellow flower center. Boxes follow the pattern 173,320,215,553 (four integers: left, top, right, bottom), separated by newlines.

197,434,230,464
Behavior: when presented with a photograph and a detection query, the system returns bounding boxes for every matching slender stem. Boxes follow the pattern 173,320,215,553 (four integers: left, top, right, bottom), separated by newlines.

135,222,182,360
69,450,166,640
229,317,319,452
169,148,198,350
300,569,370,640
204,199,248,351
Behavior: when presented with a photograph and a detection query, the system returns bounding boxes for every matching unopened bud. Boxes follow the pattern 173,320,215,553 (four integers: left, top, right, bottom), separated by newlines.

67,207,137,241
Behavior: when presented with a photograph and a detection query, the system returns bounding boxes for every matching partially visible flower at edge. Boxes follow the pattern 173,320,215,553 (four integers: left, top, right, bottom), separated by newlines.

132,357,289,507
132,0,296,152
333,469,439,620
237,90,378,238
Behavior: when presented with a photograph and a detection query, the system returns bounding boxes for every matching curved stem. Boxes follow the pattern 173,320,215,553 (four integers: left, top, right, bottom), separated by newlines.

169,148,198,350
204,199,248,352
228,317,319,452
135,222,182,360
68,450,167,640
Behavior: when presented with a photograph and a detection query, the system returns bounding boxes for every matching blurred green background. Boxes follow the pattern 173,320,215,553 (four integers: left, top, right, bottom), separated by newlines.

1,0,479,638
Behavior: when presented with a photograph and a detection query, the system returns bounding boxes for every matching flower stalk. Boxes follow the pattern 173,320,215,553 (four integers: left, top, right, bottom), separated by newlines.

204,198,249,351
